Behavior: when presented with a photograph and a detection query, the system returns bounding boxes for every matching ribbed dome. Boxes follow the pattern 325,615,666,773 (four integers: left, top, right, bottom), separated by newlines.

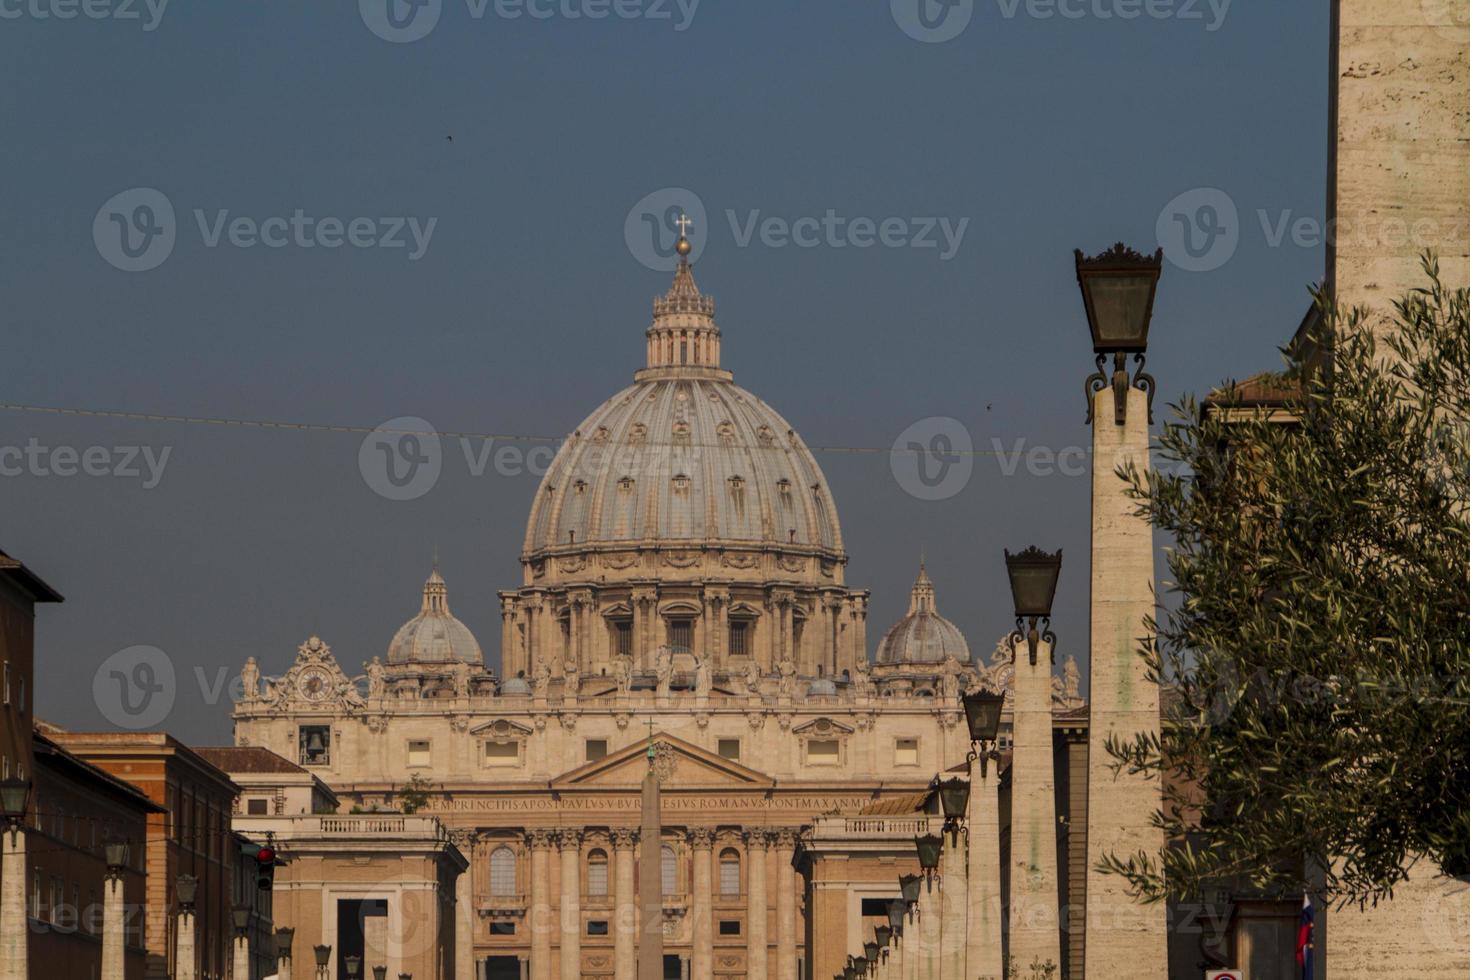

387,565,483,665
523,247,843,557
875,565,971,664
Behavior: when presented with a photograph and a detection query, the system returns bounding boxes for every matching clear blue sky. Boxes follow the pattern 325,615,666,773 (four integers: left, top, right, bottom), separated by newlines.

0,0,1330,741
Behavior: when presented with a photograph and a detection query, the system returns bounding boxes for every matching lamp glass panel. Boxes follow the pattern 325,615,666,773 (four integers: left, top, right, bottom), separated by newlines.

1007,560,1060,618
1084,273,1154,348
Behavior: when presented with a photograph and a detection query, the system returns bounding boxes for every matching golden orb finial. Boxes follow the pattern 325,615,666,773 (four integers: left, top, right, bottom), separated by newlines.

676,236,692,257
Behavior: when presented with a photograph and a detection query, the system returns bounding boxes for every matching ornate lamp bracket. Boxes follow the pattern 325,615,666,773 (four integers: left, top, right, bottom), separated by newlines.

1085,351,1156,426
1008,616,1055,666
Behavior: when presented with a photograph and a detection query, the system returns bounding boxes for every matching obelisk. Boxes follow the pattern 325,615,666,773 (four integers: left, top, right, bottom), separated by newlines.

638,735,664,980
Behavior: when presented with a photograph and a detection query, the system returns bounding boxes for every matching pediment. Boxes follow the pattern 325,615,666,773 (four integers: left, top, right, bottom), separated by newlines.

792,717,853,736
551,733,774,789
471,718,532,737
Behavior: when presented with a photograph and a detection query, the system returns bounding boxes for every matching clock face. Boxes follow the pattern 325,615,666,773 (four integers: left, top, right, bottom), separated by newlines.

298,667,332,702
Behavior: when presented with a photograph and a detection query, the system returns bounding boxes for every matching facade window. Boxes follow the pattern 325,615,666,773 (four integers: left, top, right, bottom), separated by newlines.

661,845,678,895
484,740,520,767
719,849,740,897
299,726,331,766
489,847,517,897
895,738,919,767
807,739,840,765
585,739,608,762
587,921,609,936
615,621,633,657
728,621,750,657
717,739,741,762
719,920,742,936
247,798,269,815
668,619,693,653
490,922,516,936
407,740,432,767
587,849,609,897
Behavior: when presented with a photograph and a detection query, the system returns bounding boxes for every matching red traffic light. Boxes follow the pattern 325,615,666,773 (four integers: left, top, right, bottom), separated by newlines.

256,846,275,864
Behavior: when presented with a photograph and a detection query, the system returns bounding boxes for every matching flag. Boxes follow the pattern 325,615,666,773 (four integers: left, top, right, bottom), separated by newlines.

1295,893,1315,979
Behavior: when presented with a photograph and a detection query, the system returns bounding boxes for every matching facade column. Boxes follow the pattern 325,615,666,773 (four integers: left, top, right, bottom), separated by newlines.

176,907,197,980
966,753,1004,980
612,829,638,980
1085,384,1166,978
886,923,903,980
455,833,478,980
560,831,583,980
529,830,555,980
690,830,714,980
101,865,124,980
0,823,27,980
773,830,797,980
744,832,769,980
902,903,918,980
233,932,250,980
1008,635,1062,973
939,828,967,980
918,877,940,980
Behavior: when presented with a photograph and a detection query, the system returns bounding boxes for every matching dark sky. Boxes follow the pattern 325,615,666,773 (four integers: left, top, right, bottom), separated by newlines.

0,0,1329,742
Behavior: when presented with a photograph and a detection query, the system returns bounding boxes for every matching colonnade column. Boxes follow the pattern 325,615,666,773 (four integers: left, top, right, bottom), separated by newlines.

528,830,555,980
967,752,1004,980
690,830,714,980
919,875,940,980
939,826,967,980
612,829,638,980
1008,635,1062,973
774,829,798,980
745,831,769,980
559,830,582,980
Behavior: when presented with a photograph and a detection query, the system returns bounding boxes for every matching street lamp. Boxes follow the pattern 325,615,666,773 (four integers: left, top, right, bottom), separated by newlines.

104,840,129,876
313,944,331,980
175,874,198,911
1,778,33,980
961,687,1006,775
233,906,252,936
863,940,879,964
899,874,921,906
1004,546,1062,665
373,967,388,980
275,927,295,961
886,898,906,936
1075,242,1163,425
0,777,29,827
874,924,892,951
345,953,361,978
935,777,970,844
913,834,942,886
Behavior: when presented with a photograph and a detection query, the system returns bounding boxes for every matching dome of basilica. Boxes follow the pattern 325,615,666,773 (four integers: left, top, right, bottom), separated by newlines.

522,249,844,559
875,564,971,665
387,564,483,665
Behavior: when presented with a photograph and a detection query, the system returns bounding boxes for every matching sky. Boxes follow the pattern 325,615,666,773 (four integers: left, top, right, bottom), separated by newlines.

0,0,1330,743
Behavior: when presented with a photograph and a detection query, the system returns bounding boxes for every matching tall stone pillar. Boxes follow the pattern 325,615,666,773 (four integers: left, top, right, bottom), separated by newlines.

690,830,714,980
233,933,251,980
886,923,903,980
939,827,967,980
903,903,919,980
773,830,797,980
918,877,940,980
966,754,1004,980
101,868,125,980
456,833,478,980
0,824,27,980
560,831,583,980
744,832,769,980
1085,383,1166,978
529,830,555,980
612,830,638,980
176,908,197,980
1008,634,1063,973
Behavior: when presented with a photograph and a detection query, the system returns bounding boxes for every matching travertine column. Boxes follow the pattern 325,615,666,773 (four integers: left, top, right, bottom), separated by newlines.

903,903,919,980
745,832,769,980
456,833,477,980
886,926,903,980
612,830,638,980
176,908,197,980
233,933,250,980
966,753,1004,980
918,877,940,980
529,830,555,980
1009,634,1062,973
1085,384,1166,978
774,830,797,980
101,869,124,980
690,830,714,980
560,831,583,980
939,827,967,980
0,824,27,980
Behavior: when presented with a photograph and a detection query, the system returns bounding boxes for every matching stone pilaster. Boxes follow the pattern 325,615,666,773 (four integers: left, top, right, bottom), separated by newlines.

745,831,770,980
454,831,478,980
612,829,638,980
560,830,583,980
966,753,1004,980
773,829,798,980
528,829,557,980
689,829,714,980
1085,384,1166,978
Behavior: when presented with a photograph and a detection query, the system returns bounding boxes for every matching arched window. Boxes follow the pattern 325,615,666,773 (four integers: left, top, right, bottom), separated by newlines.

719,848,741,897
588,849,609,897
661,845,678,895
490,846,517,897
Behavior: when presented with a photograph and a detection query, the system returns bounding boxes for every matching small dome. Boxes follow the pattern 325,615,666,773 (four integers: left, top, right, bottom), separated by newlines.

875,564,971,664
387,564,483,665
500,676,531,695
808,678,837,696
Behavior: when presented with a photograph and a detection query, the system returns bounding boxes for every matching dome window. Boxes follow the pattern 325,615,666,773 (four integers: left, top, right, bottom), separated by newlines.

592,427,610,444
573,480,588,495
757,425,775,444
629,423,648,445
672,474,691,494
618,476,635,493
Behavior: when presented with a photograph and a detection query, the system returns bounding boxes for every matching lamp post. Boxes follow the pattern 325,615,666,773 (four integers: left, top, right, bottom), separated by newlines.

101,841,129,980
933,778,970,980
344,953,362,978
175,874,199,980
1003,546,1064,975
0,777,32,980
232,906,253,980
276,927,296,980
1075,243,1163,426
313,943,331,980
961,689,1006,980
373,966,387,980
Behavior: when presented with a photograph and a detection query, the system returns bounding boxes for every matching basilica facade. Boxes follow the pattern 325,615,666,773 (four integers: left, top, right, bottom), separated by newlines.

230,240,1080,980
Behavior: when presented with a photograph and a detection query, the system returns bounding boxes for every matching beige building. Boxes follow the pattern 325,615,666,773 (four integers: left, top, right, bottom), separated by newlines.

230,244,1085,980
